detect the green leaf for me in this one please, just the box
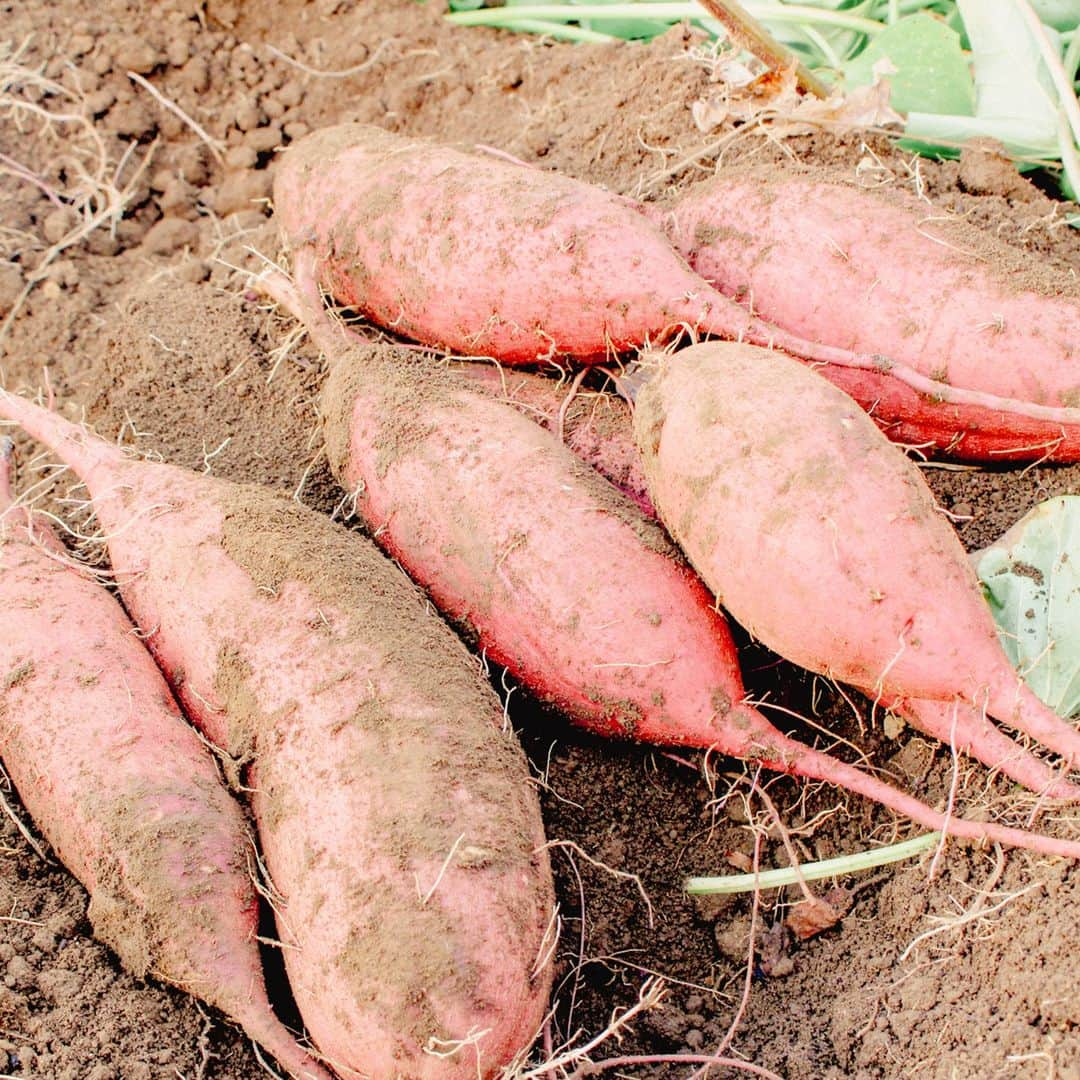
[975,496,1080,719]
[905,0,1062,158]
[1028,0,1080,32]
[843,12,975,116]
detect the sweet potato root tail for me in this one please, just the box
[740,711,1080,860]
[232,1005,329,1080]
[703,310,1080,429]
[995,678,1080,766]
[0,390,127,488]
[716,309,891,375]
[891,696,1080,801]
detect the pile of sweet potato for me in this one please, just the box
[0,409,554,1079]
[270,122,1080,815]
[2,121,1079,1080]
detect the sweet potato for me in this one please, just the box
[446,363,654,516]
[650,170,1080,462]
[0,443,329,1080]
[271,123,886,369]
[632,341,1080,782]
[262,268,1080,859]
[267,265,751,748]
[0,405,554,1080]
[448,374,1077,798]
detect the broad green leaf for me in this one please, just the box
[976,496,1080,719]
[843,12,974,116]
[1029,0,1080,32]
[905,0,1062,158]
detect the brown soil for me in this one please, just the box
[0,2,1077,1078]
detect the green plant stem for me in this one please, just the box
[799,22,843,70]
[503,18,618,41]
[446,3,886,37]
[1064,24,1080,81]
[685,831,940,894]
[1057,111,1080,206]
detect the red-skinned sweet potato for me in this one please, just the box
[453,363,655,516]
[0,406,554,1080]
[649,170,1080,462]
[271,123,886,370]
[632,341,1080,783]
[260,267,1080,860]
[0,443,330,1080]
[442,373,1077,799]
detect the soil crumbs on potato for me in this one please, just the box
[0,1,1077,1077]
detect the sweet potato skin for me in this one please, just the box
[632,341,1078,752]
[213,489,553,1080]
[452,363,656,516]
[272,123,703,361]
[321,341,749,749]
[275,124,910,373]
[0,498,328,1080]
[652,171,1080,460]
[0,407,554,1080]
[272,123,801,365]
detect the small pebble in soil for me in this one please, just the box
[85,87,116,115]
[114,37,160,74]
[225,144,258,171]
[209,169,272,216]
[107,99,156,138]
[166,37,190,67]
[42,207,78,244]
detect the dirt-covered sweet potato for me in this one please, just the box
[651,170,1080,462]
[633,341,1080,790]
[0,401,555,1080]
[0,444,329,1080]
[271,123,886,370]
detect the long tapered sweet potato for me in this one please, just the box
[260,267,1080,859]
[269,265,751,748]
[649,169,1080,462]
[271,123,888,370]
[0,407,554,1080]
[632,341,1080,782]
[446,370,1076,798]
[0,444,329,1080]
